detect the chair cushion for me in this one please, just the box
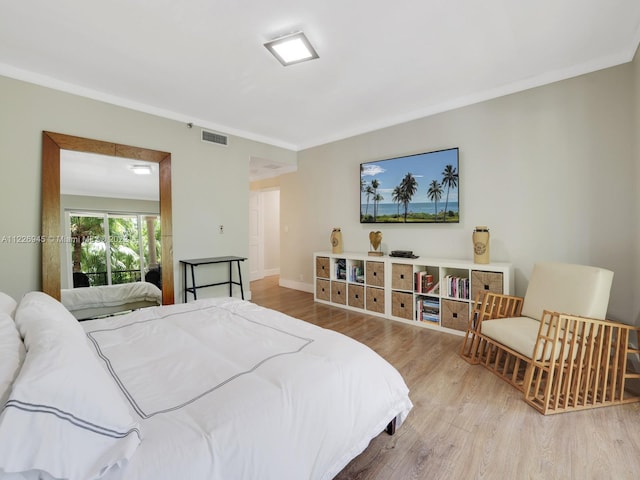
[481,314,578,362]
[521,262,613,321]
[481,316,541,359]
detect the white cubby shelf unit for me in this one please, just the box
[314,251,513,337]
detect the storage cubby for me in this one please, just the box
[314,252,512,337]
[316,278,330,301]
[331,280,346,304]
[366,286,385,313]
[316,256,330,279]
[391,291,413,320]
[332,258,347,281]
[416,296,440,324]
[441,299,469,331]
[347,259,365,283]
[365,261,385,287]
[440,267,470,300]
[471,270,503,299]
[414,266,439,295]
[391,263,413,291]
[348,284,365,308]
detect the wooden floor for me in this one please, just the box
[250,276,640,480]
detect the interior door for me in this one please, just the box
[249,191,264,281]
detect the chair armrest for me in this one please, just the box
[534,310,640,363]
[526,311,640,413]
[470,291,525,331]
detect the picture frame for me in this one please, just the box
[360,147,459,223]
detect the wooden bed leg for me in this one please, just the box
[385,417,397,435]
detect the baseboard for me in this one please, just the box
[279,278,314,293]
[250,268,281,282]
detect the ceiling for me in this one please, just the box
[2,0,640,155]
[61,151,159,201]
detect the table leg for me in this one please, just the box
[190,265,197,300]
[237,260,244,300]
[183,263,187,303]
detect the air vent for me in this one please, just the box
[201,129,228,146]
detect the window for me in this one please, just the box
[66,211,161,287]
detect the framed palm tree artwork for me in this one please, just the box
[360,147,459,223]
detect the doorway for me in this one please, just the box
[249,188,280,281]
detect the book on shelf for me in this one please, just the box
[416,298,440,323]
[444,275,469,299]
[420,313,439,323]
[414,272,434,293]
[425,280,440,295]
[350,264,365,283]
[336,259,347,280]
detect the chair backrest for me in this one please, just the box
[145,268,162,290]
[521,262,613,321]
[72,272,90,288]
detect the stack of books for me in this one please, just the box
[416,298,439,323]
[350,265,364,283]
[414,272,439,294]
[444,275,469,299]
[336,259,347,280]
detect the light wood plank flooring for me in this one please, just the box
[250,276,640,480]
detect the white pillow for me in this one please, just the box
[0,292,141,480]
[0,313,25,406]
[14,291,87,350]
[0,292,17,318]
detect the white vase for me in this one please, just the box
[472,226,490,264]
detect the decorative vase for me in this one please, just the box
[472,226,490,264]
[330,227,343,254]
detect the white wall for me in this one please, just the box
[2,56,639,325]
[0,75,296,302]
[262,189,280,275]
[279,62,638,324]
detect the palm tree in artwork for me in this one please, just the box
[398,172,418,222]
[391,186,402,218]
[373,193,384,221]
[441,164,458,222]
[364,184,374,217]
[371,179,380,219]
[427,180,443,220]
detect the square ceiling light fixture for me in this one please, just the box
[130,164,152,175]
[264,31,319,66]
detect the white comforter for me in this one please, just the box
[61,282,162,311]
[81,297,412,480]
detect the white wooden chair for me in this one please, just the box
[460,262,640,414]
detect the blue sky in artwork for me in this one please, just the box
[361,148,459,204]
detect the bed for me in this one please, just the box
[61,282,163,320]
[0,291,413,480]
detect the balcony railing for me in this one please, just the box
[84,269,142,286]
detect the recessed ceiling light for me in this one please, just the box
[264,31,319,66]
[130,165,152,175]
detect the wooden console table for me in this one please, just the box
[180,256,246,302]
